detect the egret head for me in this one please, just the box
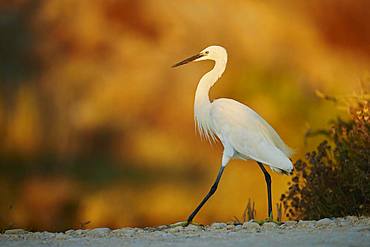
[172,45,227,67]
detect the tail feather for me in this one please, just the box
[270,165,294,175]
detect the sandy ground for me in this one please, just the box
[1,217,369,247]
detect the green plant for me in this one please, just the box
[233,198,256,225]
[276,203,282,222]
[281,97,370,220]
[243,198,256,222]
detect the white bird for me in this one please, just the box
[172,45,293,225]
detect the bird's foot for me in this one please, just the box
[167,221,203,228]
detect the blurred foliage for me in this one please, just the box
[1,0,370,231]
[281,96,370,219]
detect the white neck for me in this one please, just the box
[194,58,227,140]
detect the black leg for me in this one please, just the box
[257,162,273,219]
[186,166,225,225]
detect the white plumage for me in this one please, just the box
[189,45,293,172]
[173,45,293,224]
[210,98,293,172]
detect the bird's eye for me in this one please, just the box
[205,51,209,54]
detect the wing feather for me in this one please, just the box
[210,98,293,172]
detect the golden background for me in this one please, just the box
[0,0,369,231]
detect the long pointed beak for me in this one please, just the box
[172,53,204,68]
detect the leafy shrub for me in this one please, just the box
[281,97,370,220]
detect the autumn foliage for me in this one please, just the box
[281,97,370,219]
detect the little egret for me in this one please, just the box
[172,45,293,225]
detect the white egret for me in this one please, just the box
[172,45,293,225]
